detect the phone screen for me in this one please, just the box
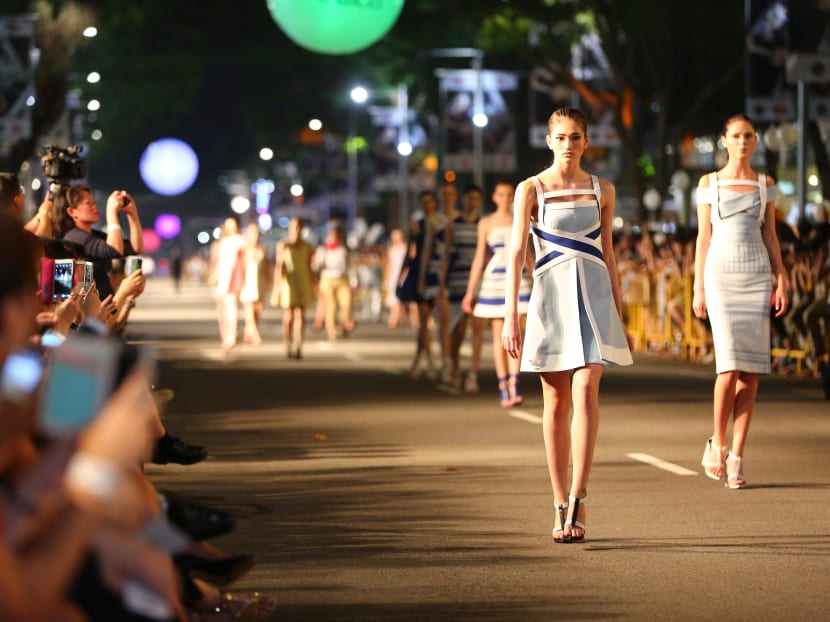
[52,260,74,301]
[84,261,94,290]
[38,337,117,436]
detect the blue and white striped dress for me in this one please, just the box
[473,225,531,318]
[699,172,774,374]
[521,175,632,372]
[447,215,480,305]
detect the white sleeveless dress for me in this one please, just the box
[473,225,532,318]
[699,173,774,374]
[521,175,632,372]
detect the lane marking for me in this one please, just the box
[627,453,698,476]
[508,409,543,424]
[344,351,363,361]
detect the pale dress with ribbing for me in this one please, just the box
[521,175,632,372]
[699,173,774,374]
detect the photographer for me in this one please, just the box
[58,184,144,301]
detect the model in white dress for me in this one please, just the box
[521,175,632,372]
[699,173,773,374]
[473,225,531,318]
[693,114,789,491]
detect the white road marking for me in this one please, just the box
[344,351,363,361]
[508,409,543,424]
[627,453,698,476]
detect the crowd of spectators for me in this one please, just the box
[0,172,276,621]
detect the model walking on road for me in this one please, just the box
[694,114,789,489]
[502,108,633,543]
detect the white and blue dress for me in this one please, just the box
[521,175,632,372]
[473,225,532,318]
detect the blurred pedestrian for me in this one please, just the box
[315,221,354,340]
[211,217,245,348]
[445,184,485,391]
[384,228,409,328]
[240,223,267,345]
[273,218,315,359]
[502,107,633,543]
[170,246,183,292]
[694,114,789,488]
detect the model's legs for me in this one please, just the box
[540,371,572,506]
[569,365,603,498]
[449,314,469,375]
[730,372,758,458]
[293,307,306,356]
[242,301,261,344]
[336,277,354,333]
[712,371,739,446]
[222,295,238,347]
[491,318,509,381]
[319,278,338,340]
[468,316,484,378]
[282,307,293,356]
[437,296,451,374]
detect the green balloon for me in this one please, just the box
[266,0,405,55]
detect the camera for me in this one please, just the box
[40,144,86,193]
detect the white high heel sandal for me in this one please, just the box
[725,453,746,489]
[701,438,726,481]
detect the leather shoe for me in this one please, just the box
[162,493,235,541]
[173,553,255,586]
[152,433,207,465]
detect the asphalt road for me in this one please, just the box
[131,279,830,622]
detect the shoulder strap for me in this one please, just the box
[591,175,601,204]
[530,176,545,211]
[758,172,767,222]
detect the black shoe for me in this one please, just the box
[162,493,235,540]
[152,433,207,465]
[173,553,255,586]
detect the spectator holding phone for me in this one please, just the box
[56,184,144,301]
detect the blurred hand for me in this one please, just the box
[53,287,83,332]
[93,528,185,620]
[119,191,138,217]
[118,269,146,300]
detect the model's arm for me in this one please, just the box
[502,180,533,358]
[693,176,713,319]
[461,217,490,313]
[599,181,627,331]
[760,175,789,317]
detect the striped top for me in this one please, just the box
[446,214,480,302]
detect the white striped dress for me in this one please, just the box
[473,225,532,318]
[521,175,632,372]
[699,173,775,374]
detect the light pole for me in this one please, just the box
[347,86,368,231]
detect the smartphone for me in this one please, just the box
[0,349,44,404]
[37,336,119,437]
[51,259,75,302]
[38,335,153,437]
[125,256,143,276]
[40,329,66,348]
[84,261,93,291]
[40,258,54,303]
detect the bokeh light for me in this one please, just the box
[140,138,199,196]
[142,229,161,254]
[154,213,182,239]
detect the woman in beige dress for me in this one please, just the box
[273,218,315,359]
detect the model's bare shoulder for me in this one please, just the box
[698,172,713,188]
